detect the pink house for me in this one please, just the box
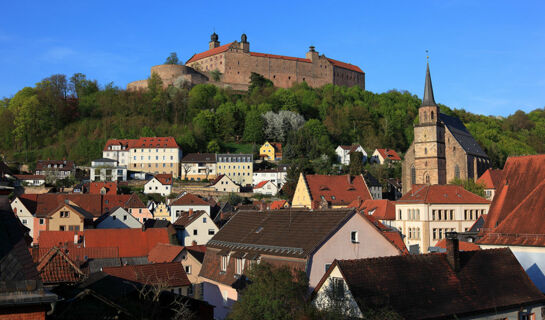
[199,208,403,319]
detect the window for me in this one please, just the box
[123,215,127,221]
[325,263,331,273]
[112,216,117,220]
[60,211,69,218]
[22,219,27,225]
[351,231,359,243]
[193,229,198,235]
[433,228,437,240]
[519,312,535,320]
[59,225,65,231]
[185,265,191,274]
[411,166,416,185]
[208,229,215,235]
[235,258,244,275]
[455,165,460,179]
[221,256,228,272]
[398,210,402,219]
[330,277,345,299]
[203,217,207,223]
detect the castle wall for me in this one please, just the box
[127,80,148,91]
[333,67,365,88]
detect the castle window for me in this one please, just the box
[431,111,434,120]
[288,76,291,80]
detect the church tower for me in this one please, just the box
[413,62,446,185]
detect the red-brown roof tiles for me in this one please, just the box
[129,136,178,149]
[147,243,184,263]
[349,199,396,220]
[435,239,481,251]
[170,193,210,206]
[35,247,85,284]
[103,139,131,151]
[14,174,45,180]
[103,262,191,288]
[254,180,270,189]
[382,231,408,255]
[476,168,503,189]
[89,182,117,195]
[326,58,364,73]
[376,148,401,161]
[186,42,234,64]
[173,211,207,228]
[269,200,288,210]
[304,174,372,208]
[398,184,490,204]
[154,174,173,185]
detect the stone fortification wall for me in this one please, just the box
[127,80,148,91]
[127,64,209,91]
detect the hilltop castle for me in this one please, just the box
[401,62,490,193]
[127,33,365,91]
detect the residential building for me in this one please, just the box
[90,158,127,182]
[392,184,490,254]
[208,174,240,193]
[31,247,86,286]
[269,199,289,210]
[335,145,367,166]
[216,153,253,186]
[103,137,182,178]
[88,181,117,195]
[362,171,381,199]
[170,193,211,221]
[434,238,481,251]
[13,174,45,186]
[252,164,289,188]
[369,148,401,165]
[0,196,58,318]
[173,210,218,245]
[349,199,396,229]
[476,168,503,200]
[45,202,94,232]
[478,154,545,292]
[291,174,373,209]
[144,174,173,196]
[122,194,153,223]
[153,202,171,221]
[383,178,402,200]
[313,236,545,320]
[402,62,490,194]
[181,153,217,181]
[94,207,142,229]
[259,141,282,161]
[253,180,278,195]
[199,208,402,319]
[35,159,75,181]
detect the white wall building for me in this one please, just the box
[144,174,173,196]
[90,158,127,182]
[335,145,367,166]
[95,207,142,229]
[173,211,219,246]
[253,180,278,196]
[252,164,289,188]
[169,193,211,222]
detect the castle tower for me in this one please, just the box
[240,33,250,52]
[306,46,319,61]
[413,61,446,185]
[209,32,220,50]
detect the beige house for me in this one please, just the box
[153,202,170,221]
[392,184,490,254]
[181,153,217,181]
[208,174,240,193]
[216,154,253,186]
[46,203,93,232]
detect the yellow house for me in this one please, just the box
[292,173,373,209]
[46,203,93,232]
[154,202,170,221]
[259,142,282,161]
[216,154,253,186]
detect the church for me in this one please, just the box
[402,62,490,194]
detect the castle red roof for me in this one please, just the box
[476,168,503,189]
[349,199,396,220]
[148,243,184,263]
[398,185,490,204]
[303,174,372,208]
[103,262,191,288]
[375,148,401,161]
[250,52,311,63]
[435,239,480,251]
[326,58,364,73]
[186,42,234,64]
[153,174,173,185]
[170,193,209,206]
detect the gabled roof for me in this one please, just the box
[206,209,358,258]
[31,246,119,260]
[173,211,207,228]
[130,136,178,149]
[103,262,190,288]
[89,181,117,195]
[398,184,490,204]
[269,200,288,210]
[349,199,396,220]
[375,148,401,161]
[148,243,184,263]
[322,249,545,319]
[254,180,271,189]
[186,42,235,64]
[103,139,131,151]
[303,174,373,208]
[181,153,217,163]
[14,174,45,180]
[476,168,503,189]
[382,231,408,255]
[36,160,75,171]
[186,245,206,264]
[338,144,362,153]
[153,174,173,185]
[209,174,232,187]
[434,239,480,251]
[35,247,85,284]
[362,171,380,187]
[326,58,364,73]
[440,113,488,157]
[170,193,210,206]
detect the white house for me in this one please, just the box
[173,210,219,246]
[253,180,278,196]
[252,164,289,188]
[90,158,127,182]
[369,148,401,165]
[208,174,240,193]
[94,207,141,229]
[144,174,173,196]
[169,193,211,222]
[13,175,46,187]
[10,196,36,243]
[335,145,367,166]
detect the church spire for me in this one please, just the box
[422,61,437,107]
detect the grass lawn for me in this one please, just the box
[223,142,255,154]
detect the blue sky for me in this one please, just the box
[0,1,544,116]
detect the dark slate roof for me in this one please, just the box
[440,113,488,157]
[362,171,380,187]
[422,62,436,107]
[330,248,545,319]
[181,153,216,163]
[207,209,356,258]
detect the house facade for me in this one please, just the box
[45,203,93,232]
[208,174,240,193]
[369,148,401,165]
[181,153,217,181]
[216,153,253,186]
[335,145,367,166]
[199,209,402,319]
[13,174,45,186]
[144,174,173,196]
[90,158,127,182]
[259,142,282,161]
[35,160,75,182]
[253,180,278,196]
[170,193,212,221]
[95,207,141,229]
[392,184,490,254]
[252,164,289,188]
[173,211,218,246]
[153,202,170,221]
[476,168,502,201]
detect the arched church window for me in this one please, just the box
[455,165,460,179]
[411,166,416,185]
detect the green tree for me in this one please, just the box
[449,177,486,198]
[228,263,310,320]
[242,110,263,143]
[193,110,217,142]
[248,72,273,93]
[164,52,180,65]
[207,139,221,153]
[349,151,364,175]
[210,69,222,82]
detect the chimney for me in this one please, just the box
[445,232,460,272]
[188,208,194,216]
[74,234,78,244]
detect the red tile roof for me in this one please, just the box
[435,239,481,251]
[153,174,173,185]
[349,199,396,220]
[269,200,288,210]
[186,42,234,64]
[254,180,270,189]
[398,184,490,204]
[14,174,45,180]
[89,182,117,195]
[38,231,84,248]
[326,58,364,73]
[31,246,119,260]
[148,243,184,263]
[303,174,372,208]
[382,231,409,254]
[478,155,545,247]
[170,193,210,206]
[35,247,85,284]
[19,194,103,217]
[208,174,225,187]
[173,211,207,228]
[36,160,75,171]
[375,148,401,161]
[103,262,191,288]
[476,168,503,189]
[130,136,178,149]
[338,145,362,153]
[103,139,131,151]
[250,52,310,63]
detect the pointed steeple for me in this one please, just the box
[422,61,437,107]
